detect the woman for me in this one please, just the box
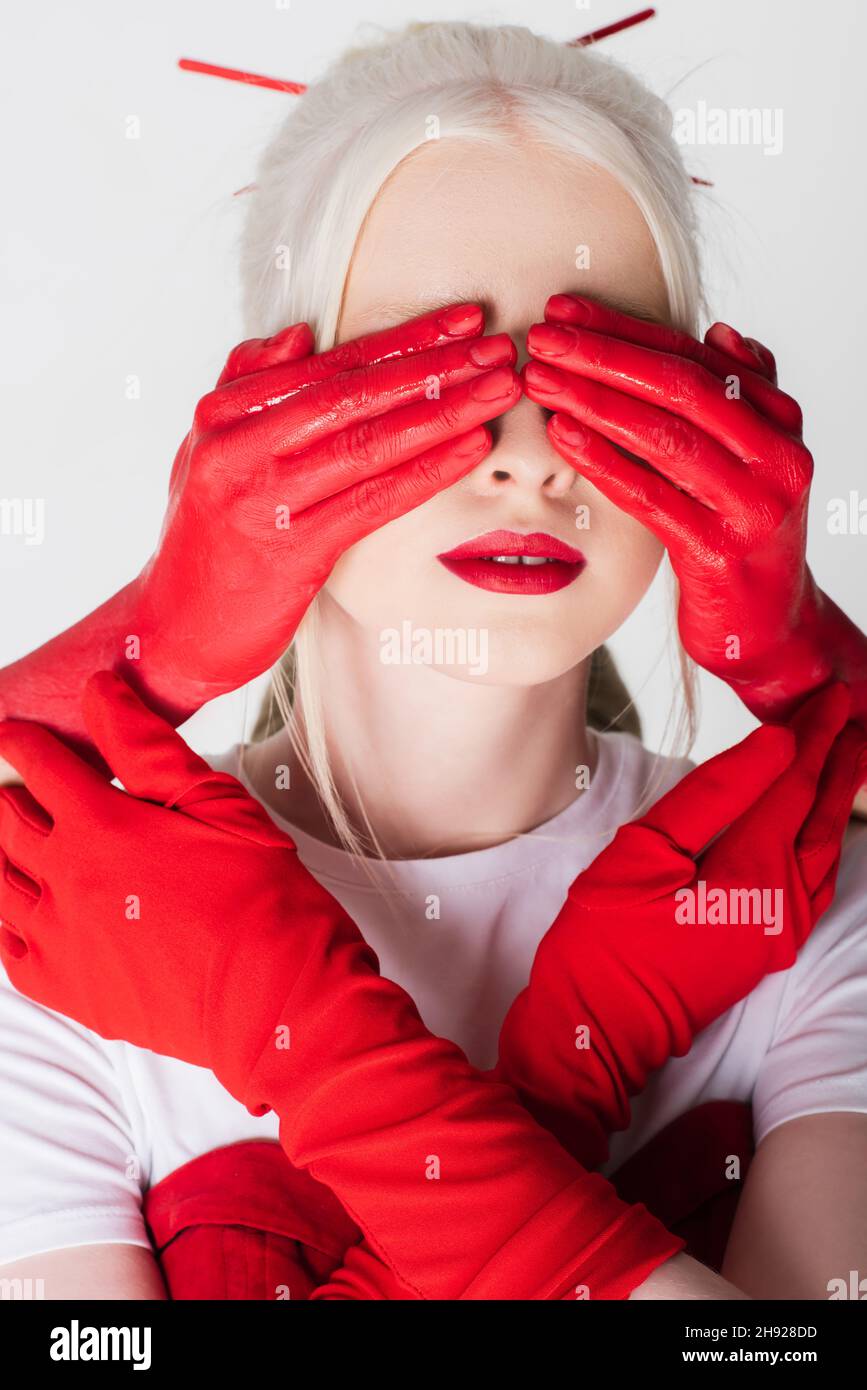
[1,21,866,1300]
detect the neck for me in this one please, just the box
[248,598,594,859]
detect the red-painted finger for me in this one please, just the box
[546,295,768,388]
[294,428,493,564]
[264,367,521,513]
[704,324,799,431]
[546,414,700,548]
[524,362,746,513]
[704,322,767,374]
[215,333,516,441]
[543,296,800,434]
[217,322,316,388]
[211,303,487,421]
[527,322,802,467]
[744,336,778,384]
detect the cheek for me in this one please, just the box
[323,510,454,629]
[594,507,665,589]
[575,481,666,600]
[576,508,665,637]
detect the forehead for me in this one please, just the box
[339,137,669,336]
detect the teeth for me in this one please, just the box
[487,555,554,566]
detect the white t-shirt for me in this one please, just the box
[1,729,866,1264]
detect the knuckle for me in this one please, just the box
[777,388,804,430]
[323,343,360,376]
[326,376,366,427]
[789,441,814,489]
[434,400,466,434]
[758,492,790,529]
[193,390,220,433]
[345,416,391,470]
[194,426,242,491]
[221,343,246,379]
[657,357,705,412]
[349,476,396,524]
[647,416,696,465]
[414,453,445,488]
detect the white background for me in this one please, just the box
[1,0,864,761]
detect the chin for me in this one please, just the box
[428,627,594,688]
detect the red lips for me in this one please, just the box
[437,530,586,595]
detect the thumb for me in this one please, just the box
[82,672,295,848]
[637,724,796,857]
[82,671,230,808]
[796,722,867,896]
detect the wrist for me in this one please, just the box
[723,577,867,726]
[803,588,867,725]
[0,579,147,753]
[123,568,228,724]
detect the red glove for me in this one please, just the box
[314,684,863,1297]
[0,673,681,1300]
[522,294,867,730]
[492,683,867,1168]
[0,306,518,751]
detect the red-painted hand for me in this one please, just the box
[522,294,867,731]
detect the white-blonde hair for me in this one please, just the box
[239,19,703,855]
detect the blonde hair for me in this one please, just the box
[239,19,702,855]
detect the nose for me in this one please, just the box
[468,388,578,499]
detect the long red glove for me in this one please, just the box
[522,294,867,730]
[492,683,867,1168]
[0,306,518,751]
[0,673,682,1300]
[309,684,864,1298]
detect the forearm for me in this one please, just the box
[494,926,699,1172]
[631,1253,750,1301]
[729,584,867,816]
[229,919,683,1301]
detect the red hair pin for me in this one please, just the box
[178,7,659,95]
[177,57,307,94]
[568,6,657,46]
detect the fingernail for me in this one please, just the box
[524,361,565,393]
[438,304,484,336]
[467,334,515,367]
[471,367,517,402]
[269,321,309,345]
[547,294,590,325]
[551,415,587,447]
[528,324,575,357]
[719,322,747,347]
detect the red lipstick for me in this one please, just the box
[437,530,586,595]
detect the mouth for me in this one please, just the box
[437,530,586,595]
